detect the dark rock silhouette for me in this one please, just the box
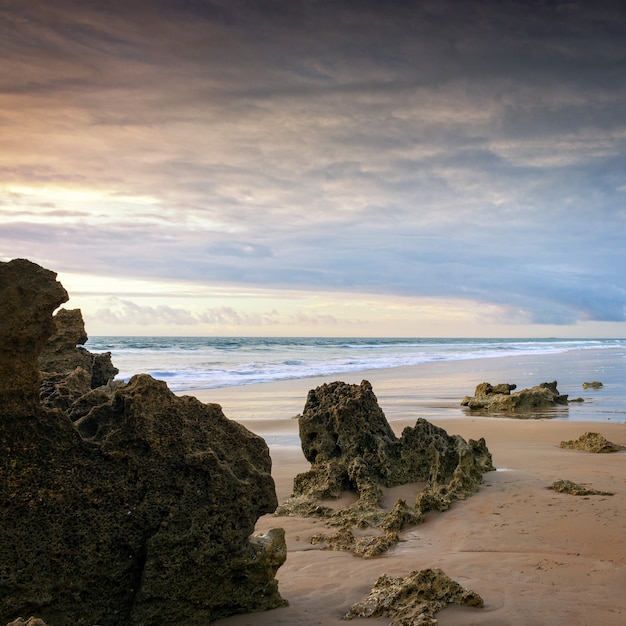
[0,259,286,626]
[461,380,568,413]
[39,308,119,413]
[277,380,494,556]
[0,259,68,416]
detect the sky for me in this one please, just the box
[1,0,626,337]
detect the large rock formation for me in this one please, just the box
[461,380,569,413]
[0,259,286,626]
[277,380,494,556]
[0,259,67,416]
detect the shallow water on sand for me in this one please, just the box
[86,336,625,395]
[184,348,626,426]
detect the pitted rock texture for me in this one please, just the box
[548,479,614,496]
[276,380,494,556]
[0,259,68,415]
[559,431,625,453]
[344,568,484,625]
[0,259,286,626]
[461,380,569,413]
[39,308,118,413]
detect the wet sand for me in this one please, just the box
[185,350,626,625]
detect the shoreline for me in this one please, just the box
[194,349,626,625]
[183,347,626,429]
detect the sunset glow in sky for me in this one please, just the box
[2,0,626,337]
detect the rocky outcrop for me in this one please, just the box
[0,259,68,416]
[559,432,625,453]
[461,381,569,413]
[548,479,614,496]
[276,380,494,556]
[39,308,118,413]
[344,568,484,626]
[0,259,286,626]
[582,381,603,389]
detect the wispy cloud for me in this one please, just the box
[96,296,340,328]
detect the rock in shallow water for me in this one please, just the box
[461,380,569,413]
[0,259,286,626]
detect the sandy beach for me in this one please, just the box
[188,350,626,625]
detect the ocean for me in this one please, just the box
[84,337,626,423]
[85,336,624,391]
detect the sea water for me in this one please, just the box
[84,336,623,390]
[85,337,626,422]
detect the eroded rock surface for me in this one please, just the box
[559,432,625,453]
[548,479,614,496]
[344,568,484,626]
[276,380,494,556]
[39,308,119,413]
[0,259,68,416]
[461,380,568,413]
[1,259,286,626]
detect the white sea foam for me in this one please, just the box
[85,336,626,393]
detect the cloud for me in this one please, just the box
[95,297,341,328]
[2,0,626,331]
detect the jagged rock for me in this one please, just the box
[0,259,286,626]
[38,308,90,372]
[473,382,516,396]
[548,479,614,496]
[6,618,49,626]
[91,351,119,388]
[0,259,68,416]
[38,366,93,413]
[582,381,603,389]
[559,432,625,453]
[65,380,124,423]
[39,308,119,411]
[276,380,494,556]
[344,568,484,625]
[461,380,568,413]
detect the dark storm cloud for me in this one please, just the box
[1,0,626,326]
